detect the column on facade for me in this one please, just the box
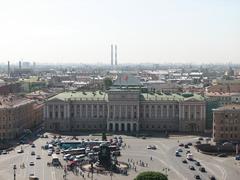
[130,122,133,132]
[74,104,77,118]
[125,105,128,119]
[79,104,82,118]
[188,104,191,120]
[86,104,88,118]
[200,105,203,120]
[143,105,146,119]
[194,105,197,120]
[155,105,157,119]
[113,105,116,120]
[46,105,49,118]
[53,104,55,119]
[173,104,175,118]
[91,104,94,118]
[131,105,134,120]
[119,105,122,120]
[97,104,99,118]
[161,104,163,118]
[167,105,169,118]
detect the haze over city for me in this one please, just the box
[0,0,240,64]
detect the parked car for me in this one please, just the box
[182,159,188,164]
[209,175,216,180]
[177,148,183,152]
[31,151,35,155]
[29,162,34,166]
[187,142,193,146]
[194,175,201,179]
[2,150,7,154]
[36,155,41,159]
[17,149,24,153]
[199,167,206,172]
[195,161,201,166]
[31,144,36,148]
[196,141,201,144]
[189,166,195,170]
[235,155,240,160]
[198,137,203,141]
[175,151,181,157]
[179,143,184,147]
[184,144,189,148]
[217,153,227,157]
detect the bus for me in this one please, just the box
[52,154,60,166]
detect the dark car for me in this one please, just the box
[31,144,35,148]
[196,141,201,144]
[209,175,216,180]
[31,151,35,155]
[198,137,203,141]
[194,175,201,179]
[195,161,201,166]
[182,159,188,164]
[179,143,184,147]
[184,144,189,148]
[217,153,227,157]
[189,166,195,170]
[187,142,193,146]
[199,167,206,172]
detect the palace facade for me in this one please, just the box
[44,75,206,133]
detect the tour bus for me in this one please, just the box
[63,148,86,155]
[52,154,60,166]
[187,153,194,160]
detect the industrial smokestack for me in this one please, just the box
[7,61,10,77]
[19,61,21,69]
[115,45,117,65]
[111,44,113,66]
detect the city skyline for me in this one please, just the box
[0,0,240,64]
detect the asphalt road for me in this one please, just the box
[0,134,240,180]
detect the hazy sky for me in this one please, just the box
[0,0,239,64]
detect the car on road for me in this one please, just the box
[189,165,195,170]
[29,162,34,166]
[195,161,201,166]
[36,155,41,159]
[199,167,206,172]
[177,148,183,152]
[235,155,240,160]
[48,150,53,156]
[31,144,35,148]
[196,141,201,144]
[217,153,227,157]
[175,151,181,157]
[194,175,201,179]
[209,175,216,180]
[182,159,188,164]
[31,151,35,155]
[198,137,203,141]
[2,150,7,154]
[142,136,146,139]
[147,145,157,150]
[184,144,189,148]
[17,149,24,153]
[187,142,193,146]
[179,143,184,147]
[186,150,191,154]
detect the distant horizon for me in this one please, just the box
[0,0,240,64]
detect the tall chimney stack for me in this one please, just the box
[111,44,113,66]
[19,61,22,69]
[7,61,10,77]
[115,45,117,65]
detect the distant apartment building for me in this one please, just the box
[44,74,206,133]
[0,81,22,95]
[0,95,43,140]
[213,105,240,143]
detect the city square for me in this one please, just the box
[1,133,240,180]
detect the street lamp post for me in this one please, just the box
[13,164,17,180]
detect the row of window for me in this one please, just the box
[49,124,106,129]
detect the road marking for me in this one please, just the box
[51,167,56,180]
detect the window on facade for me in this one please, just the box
[225,127,228,131]
[152,125,154,128]
[61,112,64,118]
[225,114,228,118]
[235,127,238,131]
[221,134,223,138]
[221,127,223,131]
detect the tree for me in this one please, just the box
[134,171,168,180]
[102,132,107,141]
[103,77,113,90]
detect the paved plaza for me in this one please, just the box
[0,134,240,180]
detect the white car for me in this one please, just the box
[17,149,24,153]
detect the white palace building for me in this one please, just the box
[44,74,206,133]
